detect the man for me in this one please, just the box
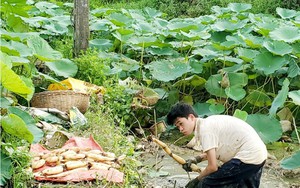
[166,102,267,188]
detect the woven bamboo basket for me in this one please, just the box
[31,90,90,113]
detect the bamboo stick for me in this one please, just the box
[148,136,201,173]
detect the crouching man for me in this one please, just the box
[166,103,267,188]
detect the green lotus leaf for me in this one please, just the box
[11,56,30,65]
[276,7,297,19]
[235,47,260,62]
[127,36,157,47]
[19,76,34,101]
[233,109,248,121]
[209,103,225,114]
[27,35,62,61]
[1,114,34,143]
[35,1,59,12]
[269,78,289,116]
[133,21,157,34]
[0,152,11,186]
[225,85,246,101]
[254,21,278,36]
[43,22,69,35]
[212,20,247,31]
[252,52,289,75]
[246,114,282,144]
[0,28,38,42]
[281,151,300,170]
[222,64,251,73]
[269,26,300,43]
[0,51,12,68]
[192,48,219,57]
[21,16,48,28]
[288,90,300,106]
[228,3,252,12]
[189,58,203,74]
[145,59,190,82]
[89,39,113,51]
[108,13,133,26]
[143,7,162,18]
[246,90,272,107]
[198,15,216,25]
[90,19,111,31]
[205,74,226,98]
[182,95,193,105]
[217,56,243,64]
[112,56,140,72]
[45,58,78,78]
[228,72,248,86]
[147,47,178,56]
[226,35,247,47]
[193,102,214,117]
[1,39,21,56]
[213,41,236,50]
[112,31,133,43]
[8,107,43,144]
[173,75,206,89]
[291,43,300,58]
[263,41,293,56]
[167,20,197,32]
[0,62,32,96]
[241,33,264,48]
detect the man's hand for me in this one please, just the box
[182,156,202,172]
[185,177,200,188]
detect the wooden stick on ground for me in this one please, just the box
[148,135,201,173]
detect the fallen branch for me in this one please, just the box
[148,135,201,173]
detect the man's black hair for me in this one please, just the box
[166,102,198,125]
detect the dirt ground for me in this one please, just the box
[139,141,300,188]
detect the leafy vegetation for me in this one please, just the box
[1,0,300,187]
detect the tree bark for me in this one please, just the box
[73,0,89,57]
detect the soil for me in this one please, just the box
[137,137,300,188]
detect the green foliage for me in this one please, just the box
[281,150,300,170]
[73,50,108,86]
[1,134,33,188]
[71,105,144,186]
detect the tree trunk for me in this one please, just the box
[73,0,89,58]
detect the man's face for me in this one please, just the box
[174,114,195,135]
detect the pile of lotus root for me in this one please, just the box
[31,147,125,178]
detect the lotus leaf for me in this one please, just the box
[89,39,113,51]
[205,74,226,98]
[263,41,293,56]
[1,114,34,143]
[45,58,78,78]
[281,151,300,170]
[252,52,288,75]
[269,79,289,116]
[228,3,252,13]
[269,26,300,43]
[27,35,62,61]
[246,114,282,144]
[276,7,297,19]
[288,90,300,105]
[145,59,190,82]
[246,90,272,107]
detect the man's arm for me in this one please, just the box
[197,148,218,180]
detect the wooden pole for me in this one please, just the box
[73,0,89,57]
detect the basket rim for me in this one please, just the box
[33,90,90,96]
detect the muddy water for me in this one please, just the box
[143,144,293,188]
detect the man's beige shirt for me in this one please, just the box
[193,115,267,164]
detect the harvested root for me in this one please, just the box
[148,135,201,173]
[42,165,64,176]
[32,159,45,169]
[65,161,88,170]
[89,162,111,170]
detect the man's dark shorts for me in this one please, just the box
[197,158,266,188]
